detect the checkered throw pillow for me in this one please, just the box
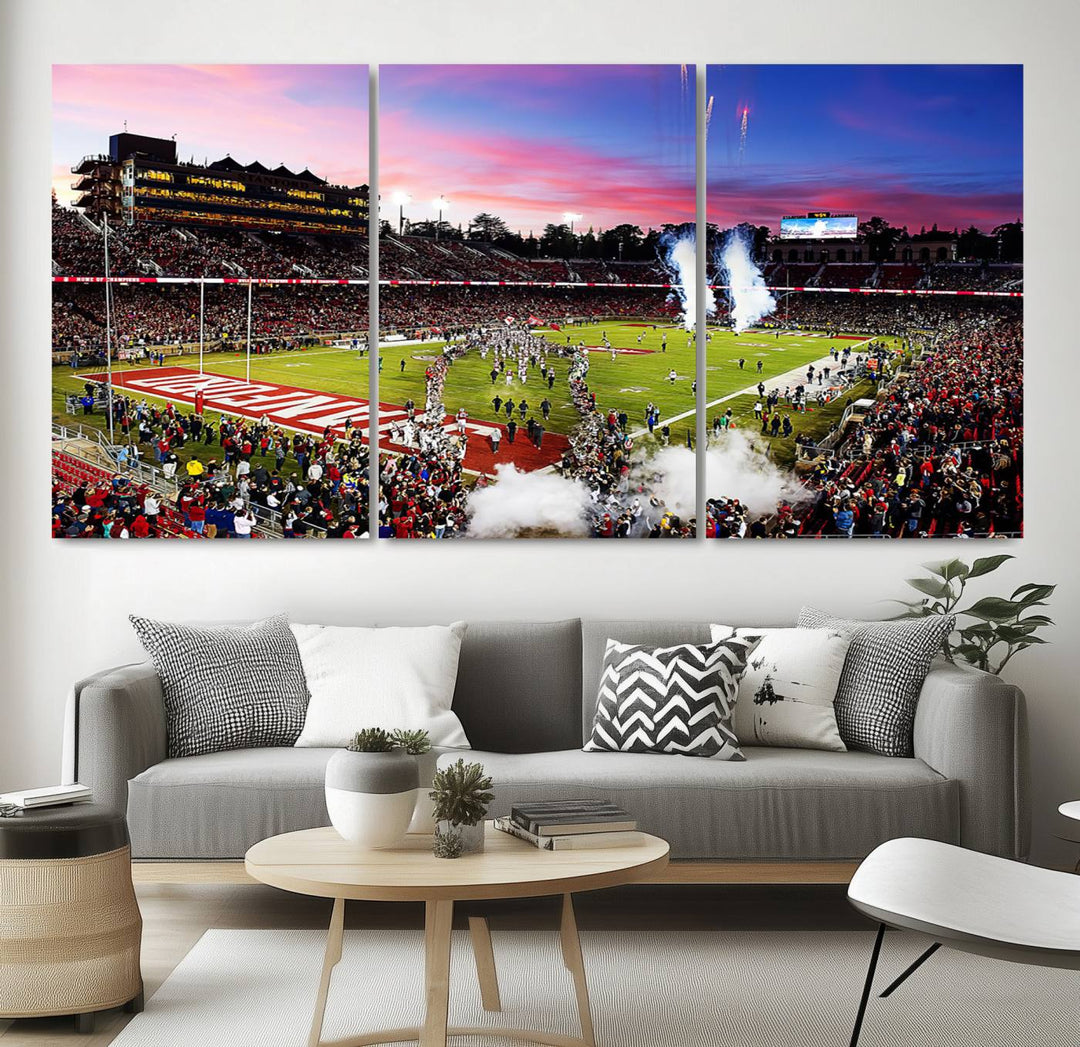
[584,636,756,759]
[797,607,955,757]
[130,614,310,758]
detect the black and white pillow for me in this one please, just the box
[584,636,756,760]
[130,613,310,758]
[797,607,955,757]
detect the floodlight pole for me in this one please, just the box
[103,212,115,444]
[199,277,205,374]
[246,278,253,383]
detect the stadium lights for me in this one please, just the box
[392,191,411,235]
[433,196,450,241]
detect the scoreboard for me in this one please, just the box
[780,212,858,239]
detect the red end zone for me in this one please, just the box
[86,366,566,474]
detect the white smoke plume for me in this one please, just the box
[631,444,697,521]
[465,464,593,538]
[658,230,715,331]
[706,429,806,515]
[716,226,776,333]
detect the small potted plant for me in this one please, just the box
[430,758,494,857]
[324,727,430,849]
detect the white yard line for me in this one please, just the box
[629,335,876,437]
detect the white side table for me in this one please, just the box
[1057,801,1080,873]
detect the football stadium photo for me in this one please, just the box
[51,64,372,540]
[376,64,698,539]
[703,65,1022,539]
[51,63,1021,541]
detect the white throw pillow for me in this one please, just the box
[291,623,470,749]
[710,625,849,752]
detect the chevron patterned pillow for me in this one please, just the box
[584,636,757,759]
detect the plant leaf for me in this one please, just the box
[1014,584,1056,605]
[967,554,1014,578]
[906,577,951,599]
[962,596,1025,621]
[1018,614,1054,627]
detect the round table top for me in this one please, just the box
[1059,801,1080,822]
[245,824,670,902]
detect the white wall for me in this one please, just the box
[2,0,1077,865]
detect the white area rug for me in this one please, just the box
[112,928,1079,1046]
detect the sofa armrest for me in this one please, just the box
[913,660,1029,859]
[65,662,167,815]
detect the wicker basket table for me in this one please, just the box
[0,803,143,1033]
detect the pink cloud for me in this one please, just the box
[53,65,368,206]
[379,109,693,232]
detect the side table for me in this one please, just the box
[0,803,144,1033]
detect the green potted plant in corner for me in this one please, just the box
[430,758,494,857]
[888,555,1055,675]
[324,727,430,849]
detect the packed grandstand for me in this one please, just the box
[51,198,1022,540]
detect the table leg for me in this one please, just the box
[559,894,595,1047]
[469,915,502,1012]
[421,899,454,1047]
[307,897,345,1047]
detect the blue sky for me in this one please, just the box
[706,64,1022,232]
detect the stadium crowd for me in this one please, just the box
[54,390,369,539]
[707,302,1023,539]
[378,323,694,538]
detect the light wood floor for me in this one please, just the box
[0,882,867,1045]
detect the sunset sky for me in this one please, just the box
[378,65,696,234]
[706,65,1022,232]
[52,65,368,207]
[52,64,1021,237]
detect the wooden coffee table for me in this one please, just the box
[245,824,669,1047]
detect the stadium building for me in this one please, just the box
[71,132,368,236]
[767,211,957,265]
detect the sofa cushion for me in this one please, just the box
[461,747,959,861]
[129,614,309,759]
[583,636,755,760]
[581,620,712,742]
[798,607,955,757]
[291,622,469,749]
[453,619,582,753]
[127,747,336,859]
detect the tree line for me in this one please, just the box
[379,211,1023,264]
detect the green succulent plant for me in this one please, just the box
[429,759,494,826]
[888,554,1055,676]
[390,728,432,755]
[347,727,395,753]
[432,824,464,859]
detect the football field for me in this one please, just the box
[53,322,896,474]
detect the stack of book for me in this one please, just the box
[494,799,638,851]
[0,783,92,811]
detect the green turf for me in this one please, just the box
[52,324,900,472]
[378,322,894,443]
[52,344,369,476]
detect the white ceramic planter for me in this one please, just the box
[408,749,440,835]
[437,819,486,854]
[325,750,419,849]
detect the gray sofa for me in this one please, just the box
[64,618,1030,865]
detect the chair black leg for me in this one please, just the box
[849,923,886,1047]
[75,1010,96,1035]
[879,942,941,998]
[123,988,145,1014]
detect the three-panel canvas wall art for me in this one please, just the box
[51,64,1022,540]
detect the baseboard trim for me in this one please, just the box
[131,860,859,887]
